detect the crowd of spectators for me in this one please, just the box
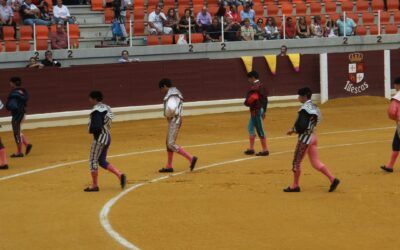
[146,3,360,42]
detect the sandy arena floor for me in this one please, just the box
[0,96,399,250]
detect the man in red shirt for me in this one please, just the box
[283,16,296,39]
[50,24,68,49]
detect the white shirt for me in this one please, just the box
[118,57,140,63]
[0,4,13,22]
[53,5,70,18]
[165,96,180,118]
[148,11,167,30]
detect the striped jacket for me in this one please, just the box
[163,87,183,120]
[293,100,321,144]
[89,102,114,145]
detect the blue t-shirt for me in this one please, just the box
[336,18,356,36]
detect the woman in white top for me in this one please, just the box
[53,0,74,24]
[310,15,324,38]
[264,17,280,40]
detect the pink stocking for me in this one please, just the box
[249,135,256,150]
[260,137,268,151]
[177,147,192,162]
[166,151,173,168]
[21,134,29,147]
[107,164,122,179]
[308,136,335,183]
[0,148,7,165]
[91,170,98,187]
[387,151,399,169]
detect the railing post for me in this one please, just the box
[283,14,286,40]
[188,16,192,44]
[343,11,347,37]
[33,23,37,51]
[320,53,329,103]
[221,16,224,43]
[378,10,381,35]
[67,22,71,50]
[129,17,133,47]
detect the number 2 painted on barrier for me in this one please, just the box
[221,43,226,51]
[33,51,39,60]
[188,44,194,53]
[377,36,382,43]
[342,37,348,45]
[68,50,73,59]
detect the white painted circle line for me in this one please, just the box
[0,126,393,182]
[100,139,391,250]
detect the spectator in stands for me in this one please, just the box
[227,5,240,23]
[311,16,324,38]
[254,17,266,40]
[20,0,50,26]
[165,8,179,34]
[120,0,132,23]
[280,45,287,56]
[179,8,196,34]
[40,2,52,24]
[41,50,61,67]
[196,6,212,32]
[224,15,240,41]
[296,16,310,38]
[0,0,16,39]
[265,16,280,40]
[148,5,172,35]
[7,0,22,11]
[336,14,356,36]
[324,20,338,37]
[215,5,226,18]
[240,18,254,41]
[26,56,44,68]
[50,23,68,49]
[204,16,221,42]
[118,50,139,63]
[283,16,296,39]
[240,3,255,27]
[53,0,74,24]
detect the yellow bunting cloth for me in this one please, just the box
[288,53,300,72]
[241,56,253,73]
[264,55,277,75]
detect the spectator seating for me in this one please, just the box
[387,0,399,11]
[91,0,104,11]
[356,25,367,35]
[385,24,398,33]
[295,2,307,16]
[341,1,354,13]
[356,0,370,12]
[371,0,385,11]
[3,27,15,41]
[347,12,359,24]
[324,1,337,14]
[380,11,391,24]
[161,35,173,44]
[310,2,322,15]
[362,12,375,25]
[266,4,279,16]
[369,24,379,34]
[5,41,17,52]
[104,8,114,24]
[281,2,293,16]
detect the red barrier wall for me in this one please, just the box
[0,55,319,114]
[328,51,385,99]
[391,49,400,86]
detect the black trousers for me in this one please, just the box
[11,112,24,145]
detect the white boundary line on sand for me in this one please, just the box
[0,126,393,182]
[99,139,391,250]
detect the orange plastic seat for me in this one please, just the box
[387,0,399,11]
[281,2,293,15]
[193,5,203,16]
[177,0,190,6]
[19,25,32,40]
[362,12,375,25]
[134,7,145,20]
[324,1,337,14]
[190,33,204,43]
[329,13,340,21]
[36,39,49,50]
[147,0,160,7]
[379,11,391,24]
[91,0,104,11]
[0,42,2,52]
[208,5,219,15]
[4,41,16,52]
[70,38,79,48]
[134,21,146,35]
[394,11,400,24]
[160,35,173,44]
[147,35,159,45]
[341,1,354,13]
[44,0,53,11]
[369,24,379,34]
[347,13,359,24]
[266,4,279,16]
[356,25,367,35]
[191,0,204,6]
[19,40,31,51]
[385,24,398,33]
[253,4,264,16]
[68,24,80,39]
[35,25,49,40]
[104,8,114,23]
[2,26,15,41]
[310,2,322,14]
[371,0,384,11]
[178,6,186,17]
[50,24,57,33]
[163,0,175,6]
[356,0,369,12]
[295,2,307,15]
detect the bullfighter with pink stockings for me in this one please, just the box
[284,87,340,193]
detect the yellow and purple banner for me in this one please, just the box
[241,56,253,73]
[288,53,300,72]
[264,55,277,75]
